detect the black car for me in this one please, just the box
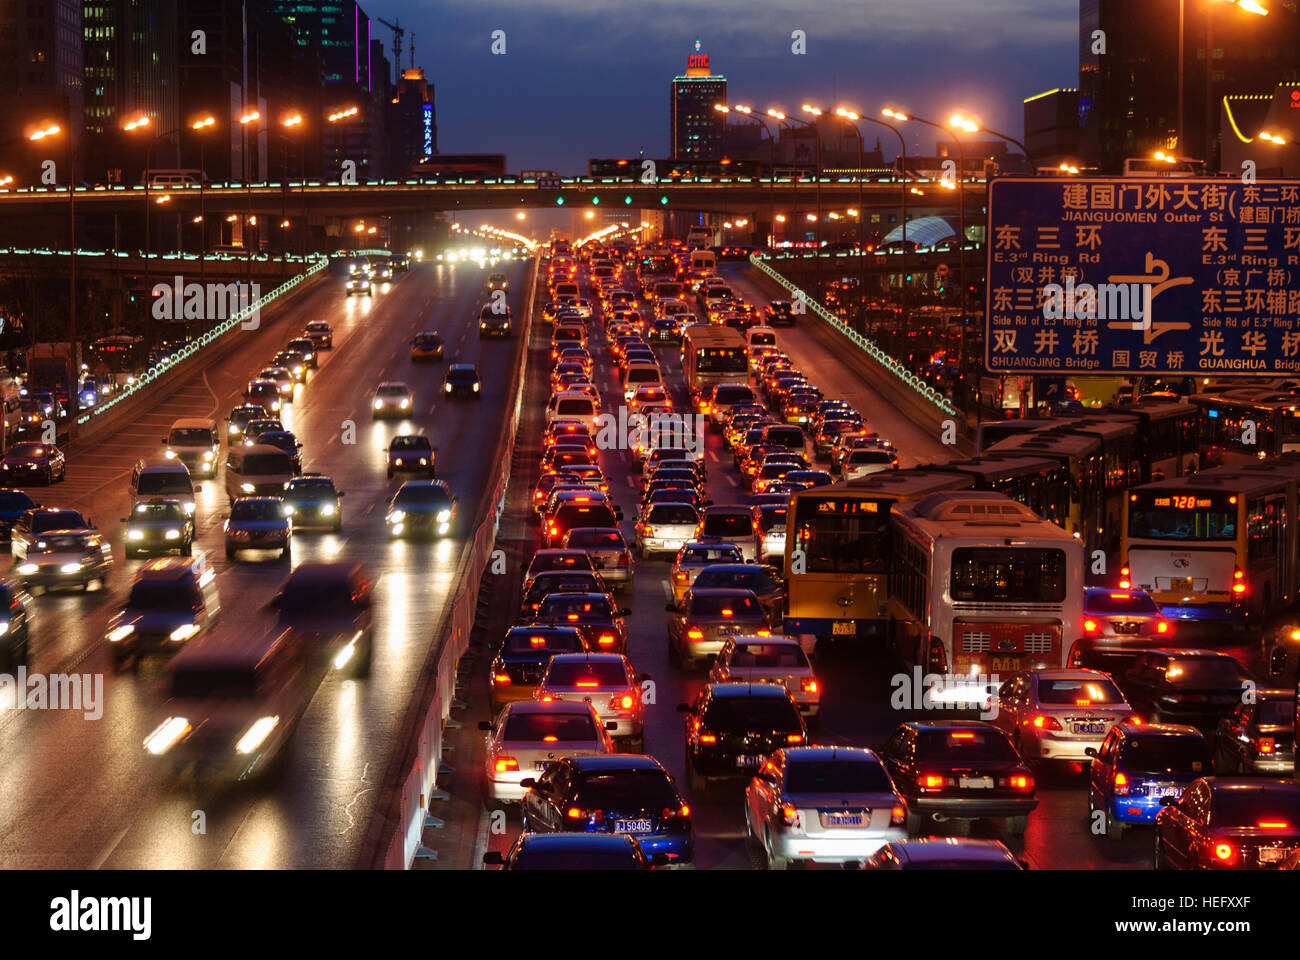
[0,489,38,541]
[386,435,435,478]
[282,474,344,532]
[765,300,796,326]
[878,720,1038,836]
[1,442,66,485]
[518,754,694,867]
[1213,689,1295,776]
[488,624,588,713]
[269,561,373,677]
[678,682,806,789]
[483,833,656,870]
[255,430,303,474]
[1155,778,1300,870]
[443,364,481,399]
[0,578,31,667]
[1115,649,1253,731]
[519,570,609,618]
[479,303,512,338]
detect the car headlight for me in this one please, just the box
[203,450,215,461]
[283,504,296,515]
[183,502,196,515]
[438,522,450,534]
[418,458,428,466]
[444,383,452,393]
[145,717,191,755]
[164,529,180,540]
[229,424,239,434]
[164,449,176,459]
[127,529,144,541]
[108,624,135,643]
[373,398,384,409]
[241,483,255,493]
[400,398,409,409]
[321,504,336,516]
[59,562,81,574]
[473,383,480,392]
[436,509,451,523]
[169,623,201,643]
[17,563,37,575]
[389,510,405,523]
[236,716,280,755]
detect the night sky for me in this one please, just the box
[362,0,1080,173]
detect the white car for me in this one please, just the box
[867,837,1025,870]
[372,382,413,418]
[710,635,819,719]
[746,747,907,869]
[634,502,701,560]
[535,653,647,747]
[991,668,1133,765]
[479,700,614,807]
[841,447,898,479]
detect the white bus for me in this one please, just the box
[888,491,1085,676]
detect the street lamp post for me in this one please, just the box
[715,104,778,243]
[1177,0,1268,163]
[950,113,1036,174]
[841,109,909,328]
[30,123,79,423]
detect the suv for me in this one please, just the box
[479,303,513,338]
[268,561,374,677]
[162,419,219,479]
[107,558,220,669]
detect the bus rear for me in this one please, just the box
[682,328,747,400]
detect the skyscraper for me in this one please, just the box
[670,45,725,160]
[389,67,437,176]
[0,0,83,171]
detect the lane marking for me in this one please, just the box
[661,580,672,602]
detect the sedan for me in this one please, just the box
[386,480,457,538]
[533,591,629,654]
[488,624,588,714]
[282,474,344,532]
[0,578,32,667]
[634,502,700,560]
[519,570,609,619]
[11,508,90,561]
[121,499,194,558]
[386,434,435,478]
[991,669,1133,767]
[223,496,291,561]
[562,527,634,593]
[479,700,615,808]
[690,563,785,628]
[1213,690,1295,776]
[745,747,906,869]
[1071,587,1173,669]
[1115,649,1253,732]
[254,430,303,474]
[444,364,481,399]
[372,382,413,418]
[519,755,693,867]
[710,635,819,719]
[410,332,444,361]
[1155,778,1300,869]
[14,529,112,592]
[535,653,646,747]
[669,542,745,606]
[666,587,770,670]
[679,682,806,790]
[1,442,66,485]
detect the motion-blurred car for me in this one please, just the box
[479,700,615,807]
[745,747,905,869]
[0,442,66,485]
[1114,649,1253,731]
[107,558,220,669]
[0,489,37,542]
[11,507,90,561]
[1213,689,1295,776]
[282,474,344,532]
[267,560,373,677]
[386,480,457,538]
[224,496,291,561]
[14,529,111,592]
[410,331,445,361]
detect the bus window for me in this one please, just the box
[791,497,888,573]
[1128,494,1235,541]
[949,547,1068,604]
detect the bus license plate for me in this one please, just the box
[832,621,855,636]
[991,656,1021,672]
[1170,577,1193,591]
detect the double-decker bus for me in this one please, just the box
[783,471,971,640]
[1189,389,1300,467]
[888,491,1085,676]
[1121,455,1300,621]
[681,326,747,401]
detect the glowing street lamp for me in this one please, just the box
[239,111,260,125]
[1259,131,1288,144]
[123,116,150,132]
[192,116,215,130]
[1059,162,1080,174]
[881,108,909,122]
[949,113,979,133]
[29,123,60,141]
[282,114,303,128]
[0,176,12,188]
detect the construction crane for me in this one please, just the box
[377,17,404,82]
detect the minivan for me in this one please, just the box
[224,444,294,502]
[546,391,599,424]
[622,362,663,402]
[163,418,219,479]
[746,326,777,350]
[696,505,762,562]
[130,459,196,514]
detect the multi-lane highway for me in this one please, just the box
[0,256,528,868]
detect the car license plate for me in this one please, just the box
[821,813,864,828]
[533,761,553,772]
[832,620,855,636]
[1074,723,1106,735]
[717,625,739,636]
[990,655,1021,672]
[1260,847,1285,863]
[736,754,761,768]
[615,819,652,833]
[1148,783,1177,799]
[958,777,993,789]
[1170,577,1193,591]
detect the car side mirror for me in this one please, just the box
[1269,645,1288,680]
[482,851,505,866]
[675,703,690,713]
[477,720,492,731]
[518,778,537,790]
[1084,747,1098,758]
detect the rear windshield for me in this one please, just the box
[1163,658,1250,686]
[34,511,86,531]
[714,385,754,405]
[530,554,593,574]
[566,530,624,548]
[557,505,616,527]
[502,630,585,655]
[764,428,804,447]
[695,568,766,591]
[537,594,615,619]
[1036,676,1124,704]
[1087,591,1161,615]
[503,712,599,742]
[241,454,292,474]
[571,771,677,809]
[848,450,894,464]
[556,399,595,415]
[0,491,34,511]
[1118,737,1211,774]
[1257,699,1296,725]
[169,428,214,446]
[128,581,201,611]
[1211,791,1300,827]
[702,514,753,536]
[231,500,286,521]
[626,368,661,384]
[649,505,699,525]
[785,759,892,794]
[728,643,807,669]
[915,730,1018,762]
[689,593,760,616]
[169,668,258,700]
[681,545,743,563]
[702,696,800,731]
[545,660,627,687]
[758,506,787,531]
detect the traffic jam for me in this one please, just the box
[466,236,1300,872]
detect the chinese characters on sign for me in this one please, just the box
[985,178,1300,375]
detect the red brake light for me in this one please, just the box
[890,804,906,826]
[1213,842,1235,861]
[493,673,512,684]
[566,807,585,819]
[780,802,799,826]
[542,736,558,743]
[950,732,975,740]
[598,634,616,646]
[1031,715,1063,731]
[1258,820,1289,829]
[1256,737,1276,754]
[576,680,598,688]
[787,733,803,744]
[1008,773,1033,790]
[1113,771,1129,795]
[699,732,717,744]
[1083,619,1098,633]
[921,774,946,789]
[1156,620,1170,634]
[619,695,634,709]
[687,628,704,639]
[801,679,817,693]
[494,758,518,772]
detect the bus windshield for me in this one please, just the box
[1128,492,1235,541]
[950,547,1067,604]
[693,348,747,374]
[791,496,889,573]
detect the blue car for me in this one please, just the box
[0,489,37,542]
[1087,720,1213,840]
[223,496,291,561]
[483,832,657,870]
[519,754,694,867]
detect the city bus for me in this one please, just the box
[1053,415,1143,551]
[88,335,145,373]
[1111,400,1200,481]
[681,326,747,401]
[985,430,1105,556]
[1121,455,1300,621]
[888,491,1085,676]
[783,470,971,640]
[920,455,1071,532]
[1189,389,1300,467]
[973,418,1051,456]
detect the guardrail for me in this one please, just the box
[749,253,960,419]
[367,253,540,870]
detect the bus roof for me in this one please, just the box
[895,491,1077,539]
[985,430,1102,458]
[921,455,1065,482]
[683,327,746,349]
[798,468,970,502]
[1107,400,1194,423]
[1191,390,1300,410]
[1051,416,1140,441]
[1130,456,1300,497]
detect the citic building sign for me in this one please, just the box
[687,54,710,71]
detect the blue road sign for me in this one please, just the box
[985,177,1300,376]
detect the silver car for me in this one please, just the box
[992,669,1133,765]
[14,529,112,591]
[479,700,615,807]
[666,587,770,670]
[535,653,648,749]
[710,635,819,719]
[562,527,634,592]
[696,505,762,563]
[669,541,744,606]
[634,502,700,560]
[745,747,906,869]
